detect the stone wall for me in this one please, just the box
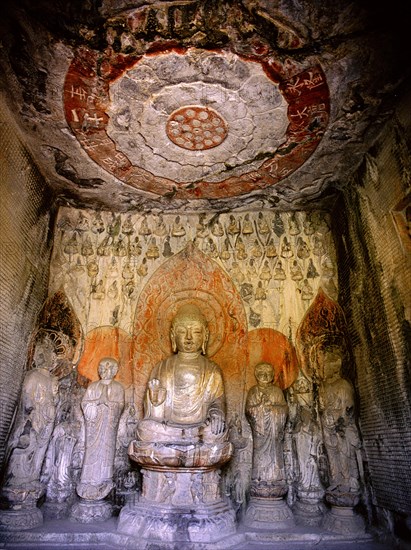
[334,91,411,520]
[0,102,56,468]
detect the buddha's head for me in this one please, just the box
[98,357,119,380]
[170,304,209,355]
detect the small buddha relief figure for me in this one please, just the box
[122,215,135,236]
[266,238,278,258]
[77,212,90,233]
[296,237,310,259]
[123,280,136,300]
[73,358,124,522]
[257,212,270,236]
[128,236,142,256]
[203,237,218,259]
[138,216,152,237]
[251,239,263,259]
[91,212,105,235]
[171,215,186,237]
[70,257,85,275]
[290,260,303,281]
[273,260,286,280]
[107,281,119,300]
[246,258,258,280]
[121,263,134,281]
[146,237,160,259]
[301,279,314,302]
[81,235,94,257]
[240,282,254,303]
[231,262,245,285]
[280,236,293,258]
[312,235,325,257]
[86,260,99,280]
[107,214,121,239]
[259,260,272,285]
[289,213,301,235]
[162,235,173,258]
[242,213,254,235]
[113,234,127,257]
[153,214,168,238]
[272,212,285,238]
[220,238,231,261]
[196,213,209,239]
[137,258,148,278]
[91,279,105,300]
[303,214,315,236]
[64,233,80,255]
[255,280,267,301]
[306,258,319,279]
[227,214,240,236]
[97,235,110,256]
[321,255,335,278]
[107,257,119,278]
[235,236,248,260]
[211,217,224,237]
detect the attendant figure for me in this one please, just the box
[0,335,59,529]
[76,358,124,502]
[246,363,288,493]
[318,346,361,497]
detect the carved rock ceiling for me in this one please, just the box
[0,0,409,213]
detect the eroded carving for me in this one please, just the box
[0,335,59,530]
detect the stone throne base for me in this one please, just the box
[117,466,236,543]
[244,497,295,530]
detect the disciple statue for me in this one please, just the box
[287,376,324,525]
[245,363,288,496]
[75,358,124,507]
[317,346,361,502]
[134,303,232,467]
[0,335,59,529]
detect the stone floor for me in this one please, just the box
[0,516,409,550]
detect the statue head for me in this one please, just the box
[254,362,275,386]
[32,333,58,372]
[98,357,119,380]
[170,303,209,355]
[318,344,344,381]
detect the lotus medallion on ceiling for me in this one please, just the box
[63,12,329,200]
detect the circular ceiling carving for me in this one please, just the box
[166,105,228,151]
[64,46,329,199]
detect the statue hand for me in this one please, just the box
[208,410,225,435]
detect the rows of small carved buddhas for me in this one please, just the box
[50,208,337,336]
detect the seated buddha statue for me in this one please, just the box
[131,303,232,468]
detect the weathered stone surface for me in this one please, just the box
[0,0,408,211]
